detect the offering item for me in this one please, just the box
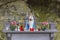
[29,14,35,32]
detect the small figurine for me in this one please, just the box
[17,26,20,31]
[15,23,19,31]
[29,13,35,31]
[24,13,29,30]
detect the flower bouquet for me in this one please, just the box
[10,21,17,31]
[41,22,49,31]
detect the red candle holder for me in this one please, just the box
[38,28,40,31]
[30,28,34,32]
[20,26,24,31]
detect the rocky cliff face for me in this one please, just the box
[0,0,30,20]
[0,0,17,6]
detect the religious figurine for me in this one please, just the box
[29,13,35,31]
[15,23,19,31]
[24,13,29,31]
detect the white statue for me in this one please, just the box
[29,13,35,31]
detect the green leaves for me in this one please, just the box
[10,25,16,31]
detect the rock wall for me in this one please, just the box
[0,0,31,20]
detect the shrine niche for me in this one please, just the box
[1,0,58,40]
